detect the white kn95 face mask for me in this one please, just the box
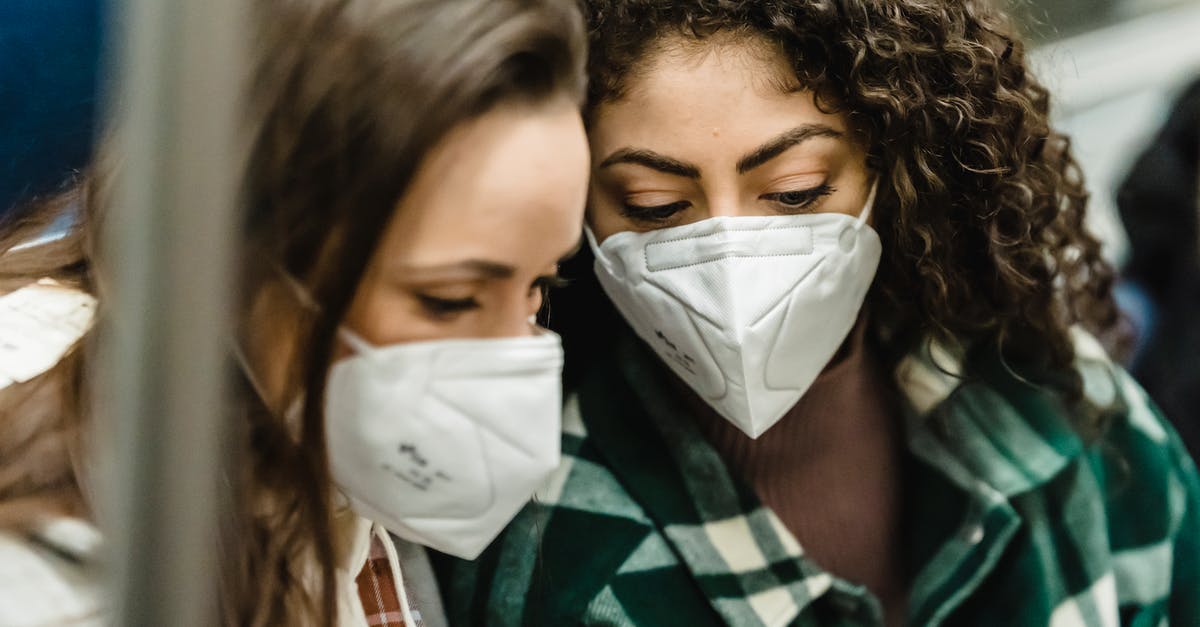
[587,184,881,438]
[325,328,563,560]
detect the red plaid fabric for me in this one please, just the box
[355,536,411,627]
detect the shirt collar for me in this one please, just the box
[893,329,1115,498]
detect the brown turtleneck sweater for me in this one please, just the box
[687,321,908,625]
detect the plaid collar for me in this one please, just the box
[893,333,1087,498]
[575,326,1114,625]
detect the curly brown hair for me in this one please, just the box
[561,0,1121,423]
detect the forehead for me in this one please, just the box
[381,102,588,268]
[633,32,799,96]
[590,33,846,150]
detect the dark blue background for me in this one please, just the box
[0,0,101,215]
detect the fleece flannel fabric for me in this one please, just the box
[433,327,1200,626]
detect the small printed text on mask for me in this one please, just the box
[381,442,453,491]
[655,329,696,374]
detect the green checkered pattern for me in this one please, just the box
[432,327,1200,626]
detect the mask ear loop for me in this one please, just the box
[229,254,328,405]
[230,339,274,410]
[584,224,627,280]
[336,327,377,357]
[265,258,322,313]
[583,225,606,260]
[854,179,880,231]
[261,262,382,358]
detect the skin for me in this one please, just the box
[341,98,589,348]
[587,34,873,242]
[249,99,589,406]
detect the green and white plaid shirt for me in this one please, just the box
[433,327,1200,626]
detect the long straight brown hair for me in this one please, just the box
[0,0,586,624]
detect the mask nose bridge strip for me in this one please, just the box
[643,225,815,272]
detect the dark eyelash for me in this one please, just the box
[762,184,836,210]
[416,294,479,315]
[620,200,691,223]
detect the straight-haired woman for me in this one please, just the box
[0,0,588,624]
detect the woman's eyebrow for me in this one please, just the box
[598,148,701,179]
[736,124,842,174]
[389,259,516,282]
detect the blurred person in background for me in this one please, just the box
[1117,76,1200,463]
[436,1,1200,625]
[0,0,588,625]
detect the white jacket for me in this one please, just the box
[0,513,447,627]
[0,518,104,627]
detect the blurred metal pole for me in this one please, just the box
[100,0,246,625]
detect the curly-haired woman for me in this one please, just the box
[434,1,1200,625]
[0,0,588,625]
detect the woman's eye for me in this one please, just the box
[761,184,835,211]
[416,294,480,319]
[620,200,691,223]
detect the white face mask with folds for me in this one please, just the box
[586,184,881,438]
[324,328,563,560]
[235,275,564,560]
